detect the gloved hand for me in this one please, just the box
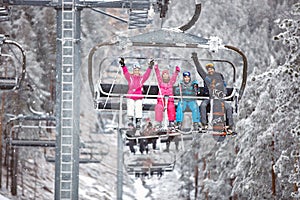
[148,59,154,69]
[193,83,199,94]
[175,66,180,72]
[119,58,125,67]
[191,52,197,58]
[174,87,180,95]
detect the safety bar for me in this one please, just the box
[97,82,237,101]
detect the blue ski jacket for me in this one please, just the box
[175,80,199,101]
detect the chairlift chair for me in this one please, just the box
[88,29,247,123]
[87,28,247,175]
[0,34,26,90]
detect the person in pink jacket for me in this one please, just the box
[119,58,154,129]
[154,64,180,129]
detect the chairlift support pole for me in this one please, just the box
[224,45,248,100]
[117,96,124,200]
[55,0,81,199]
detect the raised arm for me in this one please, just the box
[119,58,131,81]
[169,66,180,85]
[154,64,163,84]
[141,59,154,84]
[191,52,206,80]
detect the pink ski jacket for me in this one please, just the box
[154,64,179,101]
[122,66,152,100]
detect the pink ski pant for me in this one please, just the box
[154,99,176,122]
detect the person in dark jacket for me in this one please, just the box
[193,60,234,130]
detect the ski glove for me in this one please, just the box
[175,66,180,72]
[119,58,125,67]
[148,59,154,69]
[193,83,199,94]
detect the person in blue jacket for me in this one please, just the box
[174,71,200,130]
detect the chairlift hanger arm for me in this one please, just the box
[224,45,247,100]
[179,3,201,32]
[1,39,26,90]
[88,41,117,97]
[3,40,26,89]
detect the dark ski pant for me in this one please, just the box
[200,99,234,127]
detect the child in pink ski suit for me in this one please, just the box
[154,64,180,128]
[119,58,154,129]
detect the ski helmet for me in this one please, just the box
[183,71,191,77]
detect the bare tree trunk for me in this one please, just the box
[194,152,198,199]
[271,132,276,197]
[294,157,299,193]
[0,89,5,188]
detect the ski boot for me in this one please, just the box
[201,123,208,131]
[168,121,176,132]
[152,140,157,150]
[155,122,162,131]
[136,118,141,129]
[164,141,170,152]
[175,141,179,151]
[135,118,141,136]
[139,140,146,154]
[175,122,182,131]
[193,122,200,132]
[226,126,237,136]
[127,116,134,127]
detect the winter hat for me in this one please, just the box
[205,63,215,70]
[183,71,191,77]
[133,62,141,69]
[162,69,169,76]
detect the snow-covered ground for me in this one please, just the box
[0,194,9,200]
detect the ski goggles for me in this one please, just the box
[133,63,141,69]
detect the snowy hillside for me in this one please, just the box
[0,0,299,199]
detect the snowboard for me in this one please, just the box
[211,98,226,141]
[208,74,227,141]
